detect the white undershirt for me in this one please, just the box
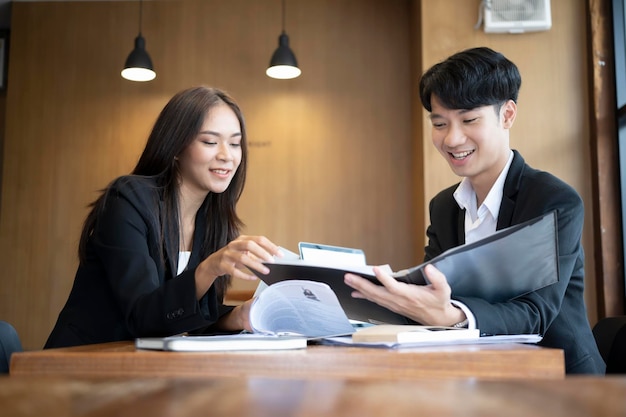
[177,251,191,276]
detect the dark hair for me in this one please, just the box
[419,47,521,112]
[79,86,247,298]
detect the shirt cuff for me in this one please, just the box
[450,300,477,330]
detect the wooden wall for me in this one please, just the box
[0,0,596,350]
[419,0,597,323]
[0,0,418,350]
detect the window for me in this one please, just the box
[615,0,626,302]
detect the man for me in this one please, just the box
[344,47,605,374]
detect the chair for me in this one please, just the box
[592,316,626,374]
[0,321,23,373]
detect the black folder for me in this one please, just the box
[397,210,559,302]
[255,211,559,325]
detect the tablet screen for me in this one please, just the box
[298,242,367,266]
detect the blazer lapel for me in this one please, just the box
[498,150,525,230]
[456,208,466,244]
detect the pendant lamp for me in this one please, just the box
[121,0,156,82]
[266,0,301,79]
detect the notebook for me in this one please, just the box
[136,333,308,352]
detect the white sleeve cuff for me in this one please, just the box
[450,300,477,330]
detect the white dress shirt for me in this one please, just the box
[448,151,514,329]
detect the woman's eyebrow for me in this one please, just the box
[198,130,242,138]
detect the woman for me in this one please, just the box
[45,86,281,348]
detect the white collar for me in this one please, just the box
[453,151,514,221]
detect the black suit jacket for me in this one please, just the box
[425,150,605,374]
[45,176,233,348]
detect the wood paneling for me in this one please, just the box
[587,0,624,317]
[0,0,417,349]
[419,0,599,322]
[0,0,602,351]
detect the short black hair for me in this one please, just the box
[419,47,521,112]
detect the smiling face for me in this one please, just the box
[429,95,516,196]
[176,103,242,199]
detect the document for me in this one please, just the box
[253,261,409,324]
[136,280,355,351]
[252,211,559,324]
[321,333,543,349]
[249,280,356,338]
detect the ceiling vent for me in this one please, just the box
[482,0,552,34]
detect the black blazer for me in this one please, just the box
[45,176,233,348]
[425,150,605,374]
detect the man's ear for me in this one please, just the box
[501,100,517,129]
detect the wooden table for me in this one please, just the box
[1,375,624,417]
[10,340,564,380]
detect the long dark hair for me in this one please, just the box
[79,86,247,299]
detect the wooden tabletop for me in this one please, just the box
[1,375,624,417]
[10,340,564,380]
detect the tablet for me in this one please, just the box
[298,242,367,266]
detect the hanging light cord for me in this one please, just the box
[281,0,286,33]
[138,0,143,36]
